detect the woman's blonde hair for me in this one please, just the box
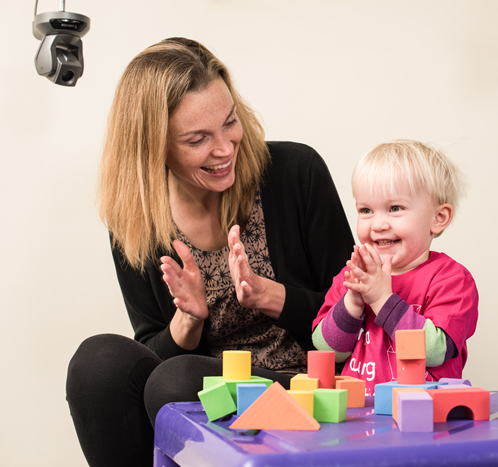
[98,37,269,270]
[352,139,466,237]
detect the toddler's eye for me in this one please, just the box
[359,208,371,214]
[390,206,402,212]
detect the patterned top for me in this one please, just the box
[176,189,307,374]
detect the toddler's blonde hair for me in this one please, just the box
[352,139,466,237]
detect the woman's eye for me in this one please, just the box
[226,117,238,127]
[189,136,206,146]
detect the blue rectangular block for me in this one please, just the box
[374,381,441,415]
[236,383,267,416]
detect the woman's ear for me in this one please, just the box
[431,203,454,235]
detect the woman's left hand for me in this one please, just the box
[228,225,285,319]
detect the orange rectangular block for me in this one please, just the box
[425,388,490,423]
[335,376,366,408]
[397,358,426,385]
[395,329,426,360]
[392,387,426,423]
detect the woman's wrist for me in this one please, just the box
[169,308,205,350]
[255,278,285,320]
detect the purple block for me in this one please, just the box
[397,392,434,432]
[438,377,471,387]
[437,384,474,390]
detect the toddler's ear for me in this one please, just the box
[431,203,453,235]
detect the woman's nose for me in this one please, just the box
[212,133,232,157]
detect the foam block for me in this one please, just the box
[395,329,426,360]
[308,350,336,389]
[236,384,267,416]
[287,390,314,416]
[392,388,426,422]
[396,392,434,432]
[198,382,237,421]
[313,389,348,423]
[290,374,320,391]
[204,376,272,404]
[229,382,320,431]
[437,384,474,390]
[425,388,490,422]
[374,381,439,415]
[438,377,472,387]
[397,358,426,385]
[335,376,366,408]
[223,350,251,380]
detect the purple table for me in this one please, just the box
[154,392,498,466]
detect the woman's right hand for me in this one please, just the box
[160,240,208,349]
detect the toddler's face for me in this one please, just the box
[354,182,439,275]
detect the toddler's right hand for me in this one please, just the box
[343,245,366,318]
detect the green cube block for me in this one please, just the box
[313,389,348,423]
[198,382,237,421]
[203,376,272,404]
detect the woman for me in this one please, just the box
[67,37,354,466]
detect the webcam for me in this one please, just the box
[32,3,90,87]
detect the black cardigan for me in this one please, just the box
[112,141,354,361]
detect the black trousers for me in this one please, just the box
[66,334,293,467]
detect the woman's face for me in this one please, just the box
[166,78,243,198]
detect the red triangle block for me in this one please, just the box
[229,382,320,431]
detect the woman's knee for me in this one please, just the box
[67,334,161,402]
[144,354,223,424]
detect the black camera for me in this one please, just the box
[33,11,91,87]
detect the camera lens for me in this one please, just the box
[62,71,74,82]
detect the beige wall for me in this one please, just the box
[1,0,496,465]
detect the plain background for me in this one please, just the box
[1,0,496,465]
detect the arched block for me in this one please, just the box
[425,388,490,422]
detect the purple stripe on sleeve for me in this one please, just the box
[443,330,458,362]
[374,294,421,339]
[321,295,364,353]
[393,306,426,334]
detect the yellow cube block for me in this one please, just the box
[287,390,314,416]
[290,373,319,391]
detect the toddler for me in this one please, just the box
[312,140,478,395]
